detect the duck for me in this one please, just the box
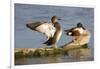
[26,16,62,48]
[64,22,86,36]
[63,22,90,48]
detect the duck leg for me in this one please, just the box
[52,44,57,48]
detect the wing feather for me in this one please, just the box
[26,21,56,40]
[36,23,56,40]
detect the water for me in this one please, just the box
[15,3,94,65]
[15,55,93,65]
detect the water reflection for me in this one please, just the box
[67,48,92,60]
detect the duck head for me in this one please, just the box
[51,16,61,23]
[77,22,86,30]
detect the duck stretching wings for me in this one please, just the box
[26,16,62,48]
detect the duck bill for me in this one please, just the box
[58,18,61,20]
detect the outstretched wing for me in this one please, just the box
[26,22,56,40]
[36,23,56,40]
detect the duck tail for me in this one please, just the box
[43,38,54,46]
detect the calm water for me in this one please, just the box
[15,53,93,65]
[15,3,94,65]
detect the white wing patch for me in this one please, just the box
[36,23,56,40]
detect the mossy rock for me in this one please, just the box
[15,44,90,59]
